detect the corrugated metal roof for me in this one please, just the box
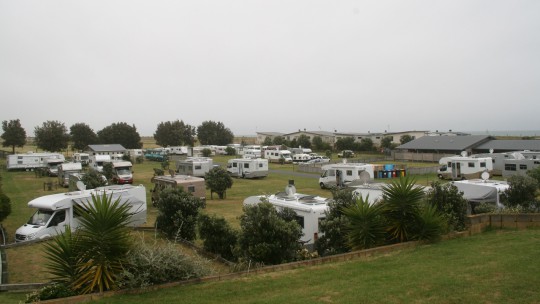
[474,140,540,151]
[86,144,126,152]
[396,135,492,151]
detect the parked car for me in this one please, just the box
[337,150,355,158]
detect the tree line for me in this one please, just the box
[1,119,234,153]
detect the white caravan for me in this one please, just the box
[242,148,262,159]
[176,157,214,177]
[350,183,387,205]
[243,181,331,247]
[319,162,375,189]
[73,153,90,166]
[451,176,510,213]
[168,146,189,155]
[264,149,293,163]
[89,154,112,172]
[57,162,83,187]
[6,152,64,171]
[227,158,268,178]
[437,156,493,180]
[112,161,133,184]
[15,184,147,242]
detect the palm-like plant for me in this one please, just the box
[381,176,425,243]
[414,204,446,243]
[42,226,80,285]
[342,196,386,250]
[72,193,134,294]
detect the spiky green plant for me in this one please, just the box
[71,193,134,294]
[413,204,446,243]
[381,176,425,243]
[342,196,386,250]
[42,226,80,285]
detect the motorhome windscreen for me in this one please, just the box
[28,209,54,226]
[116,167,131,174]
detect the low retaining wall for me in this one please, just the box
[468,213,540,234]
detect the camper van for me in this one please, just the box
[176,157,214,177]
[319,163,375,189]
[89,154,111,172]
[150,174,206,206]
[6,152,65,171]
[112,161,133,184]
[292,153,312,164]
[44,157,66,177]
[57,163,83,187]
[227,158,268,178]
[264,149,293,163]
[451,178,509,213]
[437,156,493,180]
[15,184,147,242]
[73,153,90,166]
[243,181,331,247]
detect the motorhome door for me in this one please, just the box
[452,162,461,179]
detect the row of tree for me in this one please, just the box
[1,119,235,153]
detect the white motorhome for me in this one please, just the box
[15,184,147,242]
[73,153,90,166]
[502,159,540,178]
[176,157,214,177]
[243,181,331,247]
[437,156,493,180]
[112,161,133,184]
[168,146,189,155]
[57,162,83,187]
[89,154,112,172]
[290,147,313,155]
[242,148,262,159]
[319,162,375,189]
[264,149,293,163]
[127,149,144,161]
[227,158,268,178]
[471,152,521,176]
[6,152,64,171]
[44,157,66,177]
[451,177,510,213]
[292,153,312,164]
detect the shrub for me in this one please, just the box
[119,238,211,289]
[425,181,468,232]
[198,214,238,261]
[474,202,497,214]
[205,167,233,199]
[0,191,12,223]
[342,196,386,250]
[155,187,205,241]
[413,204,446,243]
[25,283,77,303]
[500,175,539,212]
[81,169,107,189]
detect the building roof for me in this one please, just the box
[474,140,540,152]
[256,132,285,136]
[86,144,127,152]
[396,135,493,151]
[284,130,335,137]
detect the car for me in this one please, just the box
[337,150,355,158]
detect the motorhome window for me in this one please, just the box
[195,165,202,170]
[346,170,353,176]
[520,164,527,170]
[505,164,517,171]
[244,164,249,168]
[48,210,66,227]
[18,156,22,159]
[28,209,54,226]
[328,169,335,177]
[468,162,475,168]
[233,163,237,168]
[480,162,486,168]
[295,216,305,228]
[187,186,195,193]
[259,163,263,168]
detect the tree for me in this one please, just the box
[97,122,142,149]
[80,170,107,190]
[69,123,97,151]
[425,181,468,231]
[1,119,27,153]
[500,175,539,212]
[201,148,212,157]
[381,177,424,243]
[316,189,357,256]
[34,120,70,152]
[380,136,394,150]
[358,138,375,152]
[43,193,134,295]
[196,121,234,145]
[312,136,331,151]
[272,136,285,145]
[527,166,540,186]
[225,146,237,156]
[342,196,386,250]
[263,137,273,146]
[198,214,238,261]
[296,134,312,149]
[335,137,356,151]
[238,201,302,265]
[400,135,414,145]
[154,120,195,147]
[155,187,205,241]
[0,191,11,223]
[205,167,233,199]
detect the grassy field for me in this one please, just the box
[2,228,538,303]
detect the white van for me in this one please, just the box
[319,163,374,189]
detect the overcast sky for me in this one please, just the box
[1,1,539,137]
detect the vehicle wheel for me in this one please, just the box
[242,173,245,179]
[437,174,443,179]
[319,182,325,189]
